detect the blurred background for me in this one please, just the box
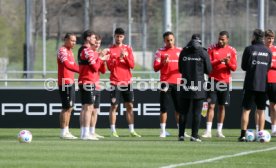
[0,0,275,88]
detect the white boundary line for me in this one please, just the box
[160,146,276,168]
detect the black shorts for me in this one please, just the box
[94,90,101,108]
[242,90,267,110]
[267,83,276,103]
[207,79,230,105]
[79,84,95,105]
[110,84,134,105]
[160,83,180,113]
[58,84,75,109]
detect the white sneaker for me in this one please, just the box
[165,131,171,136]
[60,132,78,140]
[202,131,212,138]
[216,131,225,138]
[93,133,104,139]
[81,135,99,141]
[271,132,276,137]
[160,132,166,138]
[184,132,190,138]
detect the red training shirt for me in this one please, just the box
[208,44,237,83]
[153,46,182,84]
[267,45,276,83]
[106,44,134,86]
[78,45,103,85]
[57,46,79,85]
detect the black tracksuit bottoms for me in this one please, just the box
[178,98,204,138]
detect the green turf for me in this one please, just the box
[0,129,275,168]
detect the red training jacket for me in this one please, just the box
[57,46,79,85]
[268,45,276,83]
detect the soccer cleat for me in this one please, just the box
[190,136,202,142]
[216,131,225,138]
[60,132,78,140]
[130,131,141,137]
[202,131,212,138]
[93,133,104,139]
[184,132,191,138]
[271,132,276,137]
[81,135,99,141]
[178,136,185,141]
[165,131,171,136]
[111,131,119,138]
[160,132,166,138]
[238,136,247,142]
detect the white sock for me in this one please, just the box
[217,123,223,132]
[111,125,116,133]
[83,127,89,137]
[256,125,259,132]
[64,126,69,133]
[271,125,276,132]
[80,127,84,138]
[129,124,134,132]
[90,127,95,134]
[60,128,66,136]
[160,123,166,133]
[206,122,212,132]
[177,124,179,129]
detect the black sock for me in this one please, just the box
[240,130,246,137]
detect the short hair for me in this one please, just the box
[191,34,201,40]
[253,29,264,40]
[96,34,102,41]
[219,31,229,38]
[163,31,174,39]
[114,28,125,35]
[265,29,275,37]
[82,30,96,41]
[64,33,76,40]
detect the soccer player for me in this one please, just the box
[153,31,185,138]
[178,34,212,142]
[78,30,108,140]
[106,27,141,138]
[89,35,106,139]
[57,33,79,139]
[202,31,237,138]
[255,30,276,136]
[239,29,272,142]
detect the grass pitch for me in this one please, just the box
[0,128,275,168]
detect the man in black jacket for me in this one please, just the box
[178,34,212,141]
[239,29,272,142]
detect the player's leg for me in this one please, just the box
[255,91,267,131]
[178,98,190,141]
[90,90,104,138]
[79,84,98,140]
[270,102,276,136]
[59,84,77,139]
[202,90,216,138]
[159,85,170,138]
[190,99,204,142]
[239,90,253,141]
[109,85,119,137]
[123,85,141,137]
[267,83,276,136]
[216,86,229,138]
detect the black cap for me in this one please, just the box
[191,34,201,40]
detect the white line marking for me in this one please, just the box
[160,146,276,168]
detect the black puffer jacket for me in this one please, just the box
[241,41,272,92]
[178,39,212,99]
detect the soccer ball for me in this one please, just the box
[245,129,255,142]
[256,130,271,143]
[18,130,32,143]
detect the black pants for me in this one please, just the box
[178,98,204,138]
